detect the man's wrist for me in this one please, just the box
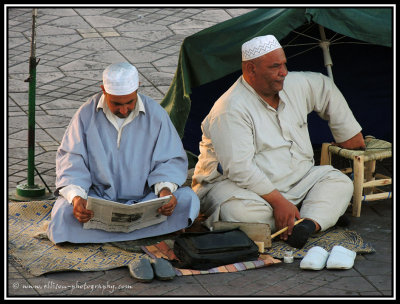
[158,187,172,197]
[261,189,286,207]
[72,195,84,207]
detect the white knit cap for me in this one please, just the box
[242,35,282,61]
[103,62,139,95]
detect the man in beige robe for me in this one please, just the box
[192,35,365,248]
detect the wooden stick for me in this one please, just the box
[271,218,305,239]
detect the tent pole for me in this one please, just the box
[14,8,48,200]
[318,25,334,81]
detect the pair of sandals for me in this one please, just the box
[128,258,176,282]
[300,245,357,270]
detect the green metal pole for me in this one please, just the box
[27,40,37,186]
[15,8,45,199]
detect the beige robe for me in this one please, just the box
[192,72,360,231]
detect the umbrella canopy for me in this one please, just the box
[160,8,393,166]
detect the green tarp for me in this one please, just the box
[160,7,392,139]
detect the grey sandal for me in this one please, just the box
[128,258,154,283]
[151,258,176,281]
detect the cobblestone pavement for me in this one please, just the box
[6,6,394,299]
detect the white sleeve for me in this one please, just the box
[154,182,178,196]
[306,73,362,143]
[58,184,88,204]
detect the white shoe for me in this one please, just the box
[300,246,329,270]
[326,245,356,269]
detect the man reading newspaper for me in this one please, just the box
[47,62,200,244]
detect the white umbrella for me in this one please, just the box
[281,22,372,82]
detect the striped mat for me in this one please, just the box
[142,240,281,276]
[142,225,376,276]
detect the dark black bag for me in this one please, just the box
[172,229,259,270]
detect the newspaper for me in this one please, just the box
[83,195,172,233]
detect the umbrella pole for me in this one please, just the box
[14,8,48,200]
[318,25,334,81]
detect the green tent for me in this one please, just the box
[160,8,393,167]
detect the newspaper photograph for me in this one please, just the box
[83,195,172,233]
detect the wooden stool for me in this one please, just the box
[320,136,392,217]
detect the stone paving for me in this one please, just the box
[6,6,394,299]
